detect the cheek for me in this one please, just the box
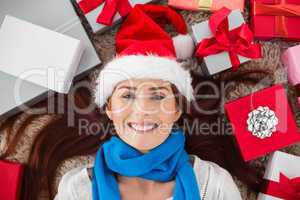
[157,100,178,123]
[109,99,132,130]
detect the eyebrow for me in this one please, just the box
[117,86,169,91]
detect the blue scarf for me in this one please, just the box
[92,128,201,200]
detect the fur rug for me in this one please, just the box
[1,0,300,199]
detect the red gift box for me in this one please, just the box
[0,160,24,200]
[257,151,300,200]
[224,84,300,161]
[76,0,155,33]
[250,0,300,41]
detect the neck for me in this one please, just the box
[116,174,157,193]
[139,149,149,154]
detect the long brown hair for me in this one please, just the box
[0,68,271,200]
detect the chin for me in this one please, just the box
[121,132,167,152]
[128,137,161,151]
[116,125,172,151]
[135,141,161,151]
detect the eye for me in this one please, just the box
[151,94,166,100]
[121,92,135,99]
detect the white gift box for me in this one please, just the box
[191,9,250,75]
[76,0,154,34]
[0,0,101,120]
[257,151,300,200]
[0,15,85,94]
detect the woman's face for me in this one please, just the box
[105,79,182,153]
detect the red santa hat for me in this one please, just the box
[95,4,195,108]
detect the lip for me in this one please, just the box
[127,122,159,133]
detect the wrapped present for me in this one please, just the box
[282,44,300,86]
[224,84,300,161]
[192,7,261,76]
[0,0,101,120]
[0,15,85,94]
[0,160,24,200]
[250,0,300,40]
[168,0,244,12]
[282,44,300,109]
[257,151,300,200]
[76,0,155,33]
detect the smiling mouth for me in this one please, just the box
[127,122,159,133]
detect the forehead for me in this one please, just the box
[115,79,172,90]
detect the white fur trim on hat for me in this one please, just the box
[172,34,195,60]
[95,54,195,108]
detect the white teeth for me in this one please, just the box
[130,123,156,132]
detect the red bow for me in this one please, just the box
[195,7,261,70]
[253,0,300,37]
[262,173,300,200]
[78,0,132,26]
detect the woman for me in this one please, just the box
[55,77,241,200]
[0,4,268,200]
[52,4,246,200]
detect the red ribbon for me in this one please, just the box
[78,0,132,26]
[253,0,300,37]
[195,7,261,71]
[262,173,300,200]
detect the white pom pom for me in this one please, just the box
[172,34,195,60]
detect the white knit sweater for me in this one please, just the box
[54,155,242,200]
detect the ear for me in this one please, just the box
[105,99,113,120]
[173,109,182,122]
[105,108,112,120]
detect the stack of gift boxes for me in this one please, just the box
[1,0,300,199]
[0,0,102,120]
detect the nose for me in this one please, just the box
[132,96,155,115]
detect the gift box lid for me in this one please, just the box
[282,44,300,86]
[191,9,252,75]
[0,0,101,78]
[192,9,245,43]
[224,84,300,161]
[0,0,101,120]
[168,0,245,12]
[0,15,84,94]
[75,0,155,33]
[0,160,24,200]
[264,151,300,182]
[257,151,300,200]
[250,0,300,41]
